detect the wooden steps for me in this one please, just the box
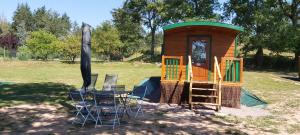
[192,81,214,84]
[191,95,217,98]
[188,56,222,112]
[191,102,218,106]
[192,88,217,91]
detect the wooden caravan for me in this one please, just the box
[160,21,244,111]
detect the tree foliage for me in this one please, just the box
[0,15,11,35]
[112,7,144,57]
[0,32,19,50]
[60,35,81,62]
[124,0,166,56]
[16,21,27,45]
[26,30,60,60]
[33,6,71,37]
[164,0,221,22]
[223,0,292,67]
[92,21,123,60]
[12,3,33,32]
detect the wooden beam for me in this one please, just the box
[161,55,165,81]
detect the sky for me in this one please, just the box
[0,0,125,27]
[0,0,229,27]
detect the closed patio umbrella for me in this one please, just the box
[80,23,92,92]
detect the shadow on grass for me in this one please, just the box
[0,82,75,107]
[281,76,300,82]
[128,54,161,63]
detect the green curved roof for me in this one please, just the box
[163,21,244,32]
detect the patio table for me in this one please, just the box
[90,90,132,119]
[115,90,132,118]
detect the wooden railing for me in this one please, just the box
[161,55,184,81]
[188,55,193,106]
[221,57,243,83]
[213,56,222,111]
[187,55,193,82]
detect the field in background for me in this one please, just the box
[0,61,160,90]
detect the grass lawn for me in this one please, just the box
[0,60,300,134]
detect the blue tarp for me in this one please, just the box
[135,77,161,102]
[240,88,267,108]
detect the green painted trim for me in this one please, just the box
[175,59,178,79]
[225,60,229,81]
[163,21,244,32]
[231,61,234,81]
[236,61,240,82]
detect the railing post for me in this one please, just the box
[213,57,217,84]
[180,56,183,80]
[161,55,165,81]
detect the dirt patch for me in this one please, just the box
[0,102,273,135]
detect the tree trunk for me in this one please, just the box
[295,50,300,69]
[3,47,5,59]
[254,46,264,68]
[150,28,156,57]
[298,56,300,79]
[72,56,76,63]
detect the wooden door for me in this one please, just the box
[188,36,211,81]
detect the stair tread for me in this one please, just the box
[192,81,214,84]
[192,88,217,91]
[192,95,218,98]
[191,102,219,106]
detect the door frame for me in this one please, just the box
[186,35,212,81]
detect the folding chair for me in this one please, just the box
[111,85,129,118]
[82,73,98,91]
[69,90,96,127]
[102,74,118,91]
[127,85,148,118]
[92,90,122,130]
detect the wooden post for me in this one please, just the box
[188,56,193,109]
[161,55,165,81]
[180,56,183,80]
[213,58,216,84]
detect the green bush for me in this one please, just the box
[17,45,31,60]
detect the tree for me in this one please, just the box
[112,6,144,57]
[164,0,221,22]
[60,35,81,63]
[0,32,19,57]
[71,21,81,37]
[26,30,60,60]
[16,21,27,45]
[92,21,123,60]
[12,3,33,32]
[0,15,10,35]
[278,0,300,62]
[125,0,166,56]
[33,6,71,37]
[223,0,287,67]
